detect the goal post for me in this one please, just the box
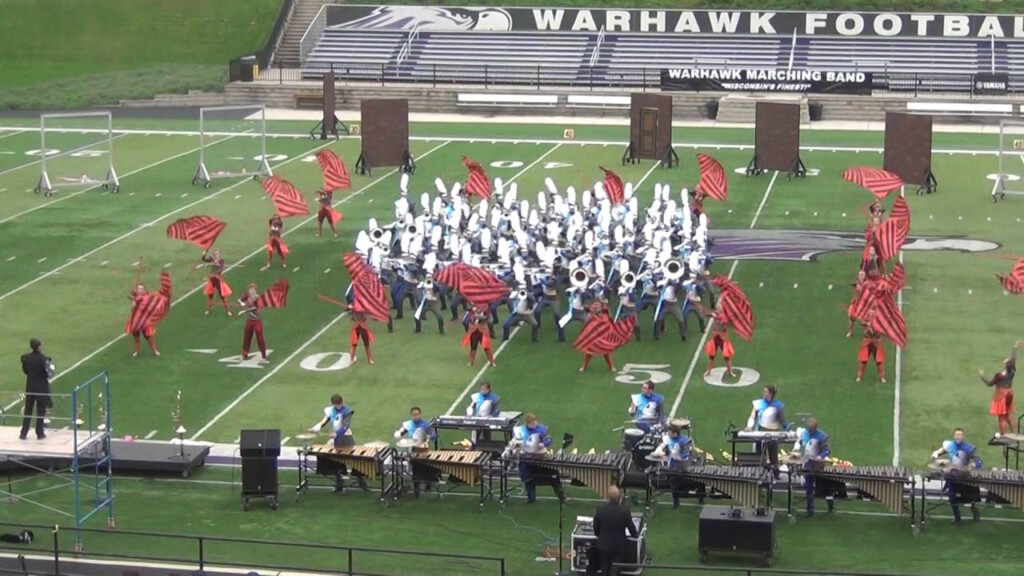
[34,111,120,197]
[995,119,1024,201]
[192,105,272,188]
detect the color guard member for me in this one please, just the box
[857,324,886,383]
[463,305,497,367]
[348,308,375,365]
[980,341,1019,434]
[238,283,268,363]
[201,249,232,316]
[316,188,339,238]
[126,283,160,357]
[262,214,288,271]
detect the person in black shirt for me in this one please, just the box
[592,486,638,576]
[20,338,52,440]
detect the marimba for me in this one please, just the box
[296,443,398,506]
[503,451,628,504]
[922,465,1024,524]
[650,464,772,509]
[787,463,917,532]
[403,449,493,508]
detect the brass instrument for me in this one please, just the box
[661,258,685,281]
[570,267,590,290]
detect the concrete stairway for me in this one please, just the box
[715,93,811,124]
[274,0,332,69]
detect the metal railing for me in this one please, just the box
[0,522,506,576]
[395,24,422,70]
[299,3,330,67]
[264,0,297,68]
[589,26,606,68]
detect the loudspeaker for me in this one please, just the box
[241,456,278,496]
[698,505,775,566]
[240,429,281,458]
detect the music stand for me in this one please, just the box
[555,433,574,576]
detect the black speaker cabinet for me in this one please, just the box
[698,505,775,567]
[240,429,281,458]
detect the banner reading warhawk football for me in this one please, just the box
[326,5,1024,38]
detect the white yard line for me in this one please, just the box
[0,129,29,141]
[446,157,662,415]
[669,171,779,418]
[0,133,131,178]
[0,134,238,225]
[893,188,906,467]
[0,125,1003,156]
[52,141,451,389]
[190,311,352,440]
[0,137,299,303]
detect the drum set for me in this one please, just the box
[620,418,695,470]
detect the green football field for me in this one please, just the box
[0,116,1022,575]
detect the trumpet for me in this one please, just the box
[171,390,186,435]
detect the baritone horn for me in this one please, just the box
[621,270,637,290]
[662,258,685,281]
[370,228,385,242]
[570,267,590,289]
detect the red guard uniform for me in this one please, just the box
[265,216,288,268]
[349,310,375,365]
[704,321,735,376]
[239,290,267,361]
[202,254,232,315]
[983,347,1017,434]
[580,309,616,372]
[462,307,496,367]
[857,327,886,383]
[125,287,159,357]
[317,189,339,237]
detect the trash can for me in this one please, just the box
[809,102,823,122]
[238,56,258,82]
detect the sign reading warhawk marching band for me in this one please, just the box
[660,68,873,94]
[326,5,1024,39]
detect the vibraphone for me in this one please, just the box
[296,443,398,506]
[502,451,629,504]
[921,467,1024,524]
[432,412,522,455]
[649,464,773,509]
[403,449,493,508]
[730,430,798,467]
[788,465,917,531]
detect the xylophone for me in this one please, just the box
[788,464,916,530]
[404,449,493,508]
[505,451,629,501]
[296,443,398,506]
[650,464,772,509]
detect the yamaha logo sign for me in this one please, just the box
[974,73,1009,95]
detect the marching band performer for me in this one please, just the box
[558,284,589,342]
[238,283,268,363]
[391,266,417,320]
[262,214,288,271]
[617,280,641,341]
[656,424,693,508]
[533,270,563,330]
[463,305,497,367]
[861,244,883,280]
[792,417,832,516]
[201,249,232,316]
[126,283,160,357]
[654,278,686,341]
[628,381,664,433]
[856,324,886,383]
[310,394,369,491]
[395,406,436,497]
[503,287,540,342]
[466,382,500,417]
[348,308,375,365]
[414,275,445,334]
[980,341,1019,434]
[746,385,787,472]
[511,413,565,503]
[704,309,736,377]
[681,279,708,336]
[316,188,340,238]
[930,428,983,523]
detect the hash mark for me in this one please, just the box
[181,193,188,198]
[36,257,46,263]
[144,430,158,439]
[292,267,300,272]
[6,256,15,262]
[234,195,241,199]
[132,261,141,267]
[324,268,331,273]
[155,192,162,197]
[164,262,172,268]
[100,260,108,266]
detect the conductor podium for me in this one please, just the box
[240,429,281,511]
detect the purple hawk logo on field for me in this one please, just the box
[713,229,1000,261]
[332,6,513,32]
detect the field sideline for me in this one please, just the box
[1,118,1023,575]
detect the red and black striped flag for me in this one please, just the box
[718,289,755,341]
[997,258,1024,294]
[575,315,637,355]
[870,292,907,349]
[881,264,906,293]
[256,279,290,308]
[842,166,903,199]
[351,272,391,322]
[697,153,728,202]
[127,272,172,334]
[437,263,507,306]
[873,216,911,261]
[166,216,226,250]
[343,252,370,281]
[462,156,492,200]
[600,166,625,205]
[888,196,910,221]
[262,176,310,217]
[316,149,351,191]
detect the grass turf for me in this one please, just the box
[0,118,1022,575]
